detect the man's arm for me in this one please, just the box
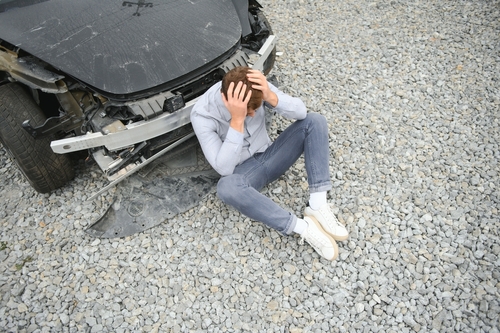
[191,81,252,176]
[191,114,244,176]
[247,70,307,120]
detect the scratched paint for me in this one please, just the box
[0,0,242,96]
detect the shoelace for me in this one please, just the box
[300,226,328,247]
[319,206,343,229]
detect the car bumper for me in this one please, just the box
[50,35,276,155]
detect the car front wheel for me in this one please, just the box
[0,83,74,193]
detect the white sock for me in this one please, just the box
[309,191,327,210]
[293,218,308,235]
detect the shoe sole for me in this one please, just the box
[306,215,349,241]
[307,217,339,261]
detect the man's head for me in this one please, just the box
[221,66,263,113]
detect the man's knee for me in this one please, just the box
[306,112,327,125]
[304,112,328,132]
[217,175,244,204]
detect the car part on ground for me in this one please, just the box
[86,136,218,238]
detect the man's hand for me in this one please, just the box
[222,81,252,133]
[247,69,278,107]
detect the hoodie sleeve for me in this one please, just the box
[191,106,244,176]
[265,83,307,120]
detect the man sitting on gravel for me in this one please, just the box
[190,66,348,261]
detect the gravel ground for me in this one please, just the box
[1,0,499,332]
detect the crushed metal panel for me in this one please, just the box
[86,138,219,238]
[86,172,218,238]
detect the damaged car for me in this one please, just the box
[0,0,276,195]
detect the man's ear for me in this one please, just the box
[221,90,228,103]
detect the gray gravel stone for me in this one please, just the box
[1,0,500,332]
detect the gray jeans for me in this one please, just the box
[217,112,332,235]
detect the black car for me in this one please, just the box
[0,0,276,193]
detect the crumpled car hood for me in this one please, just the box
[0,0,242,97]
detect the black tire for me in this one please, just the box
[0,83,74,193]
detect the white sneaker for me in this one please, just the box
[300,217,339,261]
[304,204,349,241]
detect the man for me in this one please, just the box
[190,66,348,261]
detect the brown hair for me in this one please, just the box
[221,66,263,111]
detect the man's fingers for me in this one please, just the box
[243,89,252,104]
[233,82,249,101]
[247,69,263,76]
[238,83,246,100]
[232,81,240,98]
[228,81,243,98]
[229,81,243,99]
[247,70,264,81]
[246,71,268,93]
[225,81,250,111]
[227,82,235,97]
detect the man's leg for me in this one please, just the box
[252,111,348,241]
[217,156,298,235]
[217,112,330,233]
[259,112,332,192]
[290,114,349,241]
[217,112,341,260]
